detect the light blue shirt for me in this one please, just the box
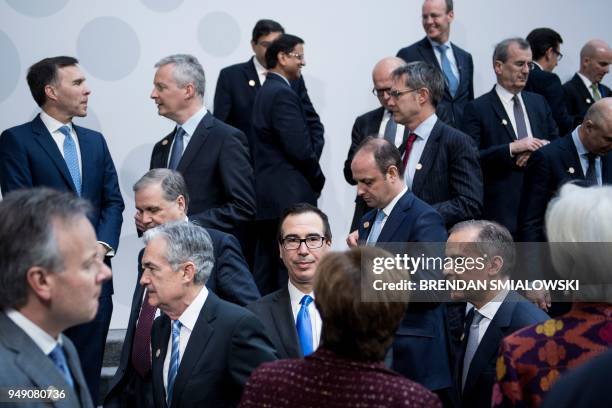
[428,38,459,80]
[405,113,438,189]
[166,105,208,167]
[572,126,602,185]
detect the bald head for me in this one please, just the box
[579,39,611,84]
[372,57,407,110]
[580,97,612,155]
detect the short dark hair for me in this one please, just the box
[392,61,445,107]
[265,34,304,70]
[278,202,332,242]
[354,138,405,179]
[315,247,409,361]
[26,56,79,107]
[526,28,563,60]
[133,168,190,212]
[252,19,284,43]
[0,188,91,310]
[493,38,531,64]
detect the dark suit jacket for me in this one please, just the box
[459,291,549,408]
[397,37,474,128]
[0,114,124,297]
[517,134,612,242]
[525,65,574,135]
[150,112,255,233]
[461,87,559,235]
[150,292,277,408]
[563,73,612,126]
[246,287,302,360]
[0,312,93,408]
[214,57,324,161]
[104,227,260,407]
[251,73,325,219]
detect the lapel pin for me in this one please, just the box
[460,333,465,341]
[363,221,370,229]
[415,163,423,170]
[248,80,256,87]
[162,139,169,146]
[155,349,161,358]
[501,119,508,126]
[568,167,575,174]
[586,98,592,104]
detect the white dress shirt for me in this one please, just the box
[495,84,533,141]
[378,110,406,148]
[287,280,322,350]
[405,113,437,189]
[577,72,598,99]
[465,288,509,344]
[40,110,82,175]
[166,105,207,167]
[253,56,267,86]
[6,308,62,355]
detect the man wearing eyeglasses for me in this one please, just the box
[247,203,331,359]
[524,28,574,135]
[461,38,558,238]
[251,34,326,296]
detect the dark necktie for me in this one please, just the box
[296,295,314,356]
[168,127,186,170]
[383,114,397,144]
[131,290,157,378]
[402,133,418,168]
[49,344,74,389]
[585,152,599,185]
[512,95,529,139]
[462,309,484,391]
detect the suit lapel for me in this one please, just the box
[377,192,411,242]
[412,120,442,194]
[270,288,302,358]
[488,89,517,141]
[177,113,213,173]
[417,38,440,68]
[244,57,262,89]
[74,126,95,198]
[572,74,595,106]
[559,135,585,178]
[151,315,170,407]
[61,335,89,407]
[451,43,467,93]
[601,153,612,183]
[522,93,544,137]
[358,210,377,245]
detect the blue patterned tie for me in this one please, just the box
[437,45,459,97]
[366,210,386,245]
[48,344,74,389]
[168,127,186,170]
[167,320,181,405]
[58,126,81,195]
[296,295,314,356]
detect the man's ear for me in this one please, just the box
[182,261,197,283]
[176,195,186,213]
[44,84,58,103]
[26,266,53,301]
[486,255,504,278]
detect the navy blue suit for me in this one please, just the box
[459,291,549,408]
[397,37,474,128]
[0,113,124,405]
[461,87,559,236]
[563,73,612,126]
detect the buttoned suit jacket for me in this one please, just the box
[397,37,474,128]
[150,292,277,408]
[150,112,255,234]
[563,73,612,126]
[251,73,325,219]
[0,312,93,408]
[246,287,302,360]
[461,87,559,235]
[458,291,548,408]
[214,57,324,161]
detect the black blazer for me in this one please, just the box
[563,73,612,126]
[214,57,324,161]
[150,112,255,234]
[517,134,612,242]
[246,287,302,360]
[251,73,325,219]
[150,292,277,408]
[524,65,574,135]
[397,37,474,128]
[461,87,559,235]
[458,292,549,408]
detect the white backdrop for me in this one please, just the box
[0,0,610,328]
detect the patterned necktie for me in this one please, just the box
[591,83,602,101]
[402,133,418,168]
[168,127,186,170]
[296,295,314,356]
[383,114,397,145]
[131,290,157,378]
[167,320,181,405]
[462,309,484,391]
[512,95,529,139]
[436,44,459,97]
[58,126,81,195]
[366,209,386,245]
[585,152,599,185]
[49,344,74,389]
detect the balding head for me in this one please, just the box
[372,57,406,110]
[579,39,611,83]
[580,97,612,155]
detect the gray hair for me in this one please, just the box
[143,221,214,285]
[155,54,206,99]
[391,61,445,106]
[493,37,530,64]
[133,168,189,212]
[449,219,516,277]
[0,188,91,309]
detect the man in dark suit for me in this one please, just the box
[0,56,124,405]
[347,139,453,403]
[397,0,474,128]
[525,28,574,135]
[444,220,548,408]
[141,222,277,407]
[251,34,326,295]
[149,54,255,239]
[248,203,331,359]
[0,188,113,408]
[344,57,407,230]
[461,38,559,237]
[386,61,482,228]
[563,39,612,125]
[104,169,260,407]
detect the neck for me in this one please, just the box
[536,58,552,72]
[17,304,61,339]
[164,285,202,320]
[173,102,203,125]
[406,107,435,130]
[269,67,288,80]
[431,33,449,44]
[579,70,597,84]
[42,107,72,125]
[291,280,313,295]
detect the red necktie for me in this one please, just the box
[402,133,418,168]
[131,290,157,378]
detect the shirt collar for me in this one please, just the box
[5,308,61,355]
[495,83,520,103]
[469,287,510,321]
[268,72,290,86]
[176,286,209,332]
[39,110,72,134]
[577,71,595,88]
[411,113,438,141]
[179,105,207,137]
[428,38,452,50]
[382,186,408,217]
[253,56,267,77]
[287,280,314,305]
[572,125,590,157]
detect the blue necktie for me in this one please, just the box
[167,320,181,405]
[366,210,386,245]
[58,126,81,195]
[437,45,459,97]
[168,127,186,170]
[48,344,74,389]
[296,295,314,356]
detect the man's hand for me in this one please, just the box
[134,213,146,235]
[524,288,551,312]
[515,152,532,167]
[510,138,549,155]
[346,230,359,248]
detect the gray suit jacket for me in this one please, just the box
[0,312,92,408]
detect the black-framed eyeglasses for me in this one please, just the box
[553,49,563,61]
[280,235,326,250]
[287,52,304,61]
[388,88,420,100]
[372,87,391,97]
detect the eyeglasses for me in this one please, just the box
[388,88,420,100]
[287,52,304,61]
[257,41,273,48]
[553,49,563,61]
[372,87,391,97]
[510,61,536,71]
[280,235,326,250]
